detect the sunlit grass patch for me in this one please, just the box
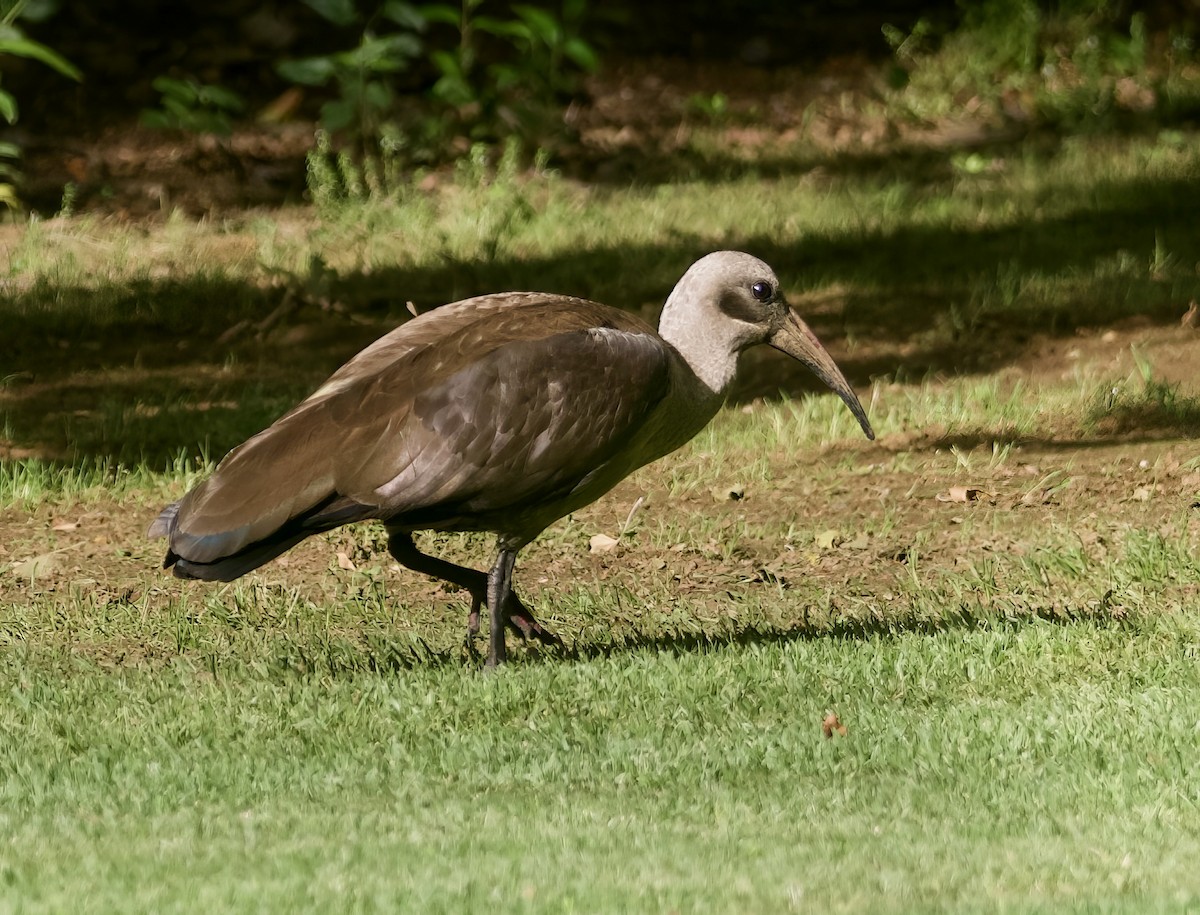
[0,455,192,506]
[3,612,1200,911]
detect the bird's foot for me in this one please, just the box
[463,596,483,660]
[504,600,563,648]
[463,593,562,650]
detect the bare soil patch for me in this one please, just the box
[5,376,1198,666]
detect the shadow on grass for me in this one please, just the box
[903,386,1200,451]
[2,143,1198,466]
[560,602,1133,662]
[277,602,1137,676]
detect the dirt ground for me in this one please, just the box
[3,435,1199,663]
[3,319,1198,643]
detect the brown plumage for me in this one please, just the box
[150,251,874,666]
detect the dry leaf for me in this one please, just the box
[589,533,619,554]
[336,551,356,571]
[815,529,841,550]
[257,85,304,124]
[937,485,990,503]
[1132,486,1153,502]
[11,552,62,581]
[52,521,80,532]
[822,712,848,739]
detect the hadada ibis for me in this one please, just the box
[149,251,875,666]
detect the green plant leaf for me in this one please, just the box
[489,62,522,93]
[320,98,357,133]
[300,0,358,26]
[418,3,460,26]
[162,97,193,120]
[277,56,338,86]
[16,0,61,23]
[0,182,20,208]
[332,33,420,73]
[362,79,393,111]
[429,48,465,80]
[513,5,561,45]
[471,14,526,40]
[563,37,598,71]
[0,140,20,158]
[197,84,244,112]
[0,89,16,124]
[151,76,199,104]
[429,51,474,107]
[382,0,425,30]
[0,35,80,80]
[140,109,173,131]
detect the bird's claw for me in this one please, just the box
[463,592,562,650]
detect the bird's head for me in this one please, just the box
[659,250,875,441]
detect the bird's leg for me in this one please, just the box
[385,531,561,650]
[485,548,517,667]
[466,596,482,642]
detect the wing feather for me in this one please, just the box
[155,295,664,566]
[357,326,672,531]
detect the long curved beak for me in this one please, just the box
[768,310,875,441]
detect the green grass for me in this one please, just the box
[3,615,1200,912]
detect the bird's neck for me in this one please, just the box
[657,303,744,397]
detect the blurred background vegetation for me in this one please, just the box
[0,0,1196,213]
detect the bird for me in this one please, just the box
[149,251,875,667]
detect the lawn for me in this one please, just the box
[2,109,1200,910]
[4,618,1200,912]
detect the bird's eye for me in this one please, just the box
[750,281,773,302]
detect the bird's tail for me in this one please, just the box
[149,494,374,582]
[168,530,314,581]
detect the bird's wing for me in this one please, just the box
[345,323,672,529]
[156,403,368,564]
[156,296,664,563]
[307,292,545,402]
